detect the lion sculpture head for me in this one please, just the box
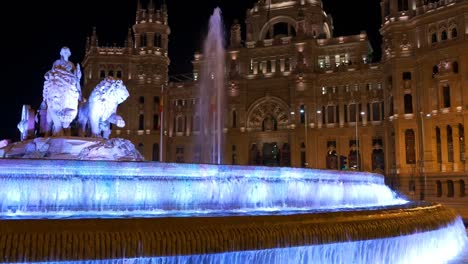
[78,77,129,138]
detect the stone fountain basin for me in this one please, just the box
[0,159,405,215]
[0,202,463,262]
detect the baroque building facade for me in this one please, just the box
[82,0,468,217]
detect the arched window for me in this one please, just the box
[272,22,296,38]
[460,124,465,161]
[460,180,466,197]
[441,30,448,41]
[442,84,451,108]
[447,125,454,162]
[117,70,122,79]
[372,148,385,171]
[100,70,106,78]
[176,116,184,133]
[431,33,437,43]
[108,70,114,77]
[326,150,338,169]
[404,94,413,114]
[436,180,442,197]
[436,126,442,163]
[447,180,454,197]
[139,114,144,130]
[405,129,416,164]
[139,96,145,104]
[451,27,458,38]
[152,143,159,161]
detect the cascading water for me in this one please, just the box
[0,158,466,263]
[195,7,226,164]
[0,159,407,217]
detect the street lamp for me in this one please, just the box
[300,106,308,167]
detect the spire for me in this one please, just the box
[136,0,142,22]
[148,0,155,21]
[85,37,90,53]
[125,28,134,48]
[162,0,168,25]
[90,27,98,47]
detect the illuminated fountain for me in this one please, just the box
[0,7,466,264]
[195,7,226,164]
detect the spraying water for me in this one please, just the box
[195,7,226,164]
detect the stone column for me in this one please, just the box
[440,125,448,172]
[452,124,461,172]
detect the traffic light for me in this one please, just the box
[339,155,347,170]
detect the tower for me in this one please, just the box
[82,0,171,161]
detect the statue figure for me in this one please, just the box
[78,77,129,139]
[17,105,36,141]
[42,47,82,136]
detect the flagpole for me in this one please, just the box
[160,84,164,162]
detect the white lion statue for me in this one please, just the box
[78,77,129,139]
[42,47,82,136]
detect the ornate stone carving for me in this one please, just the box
[78,77,129,139]
[42,47,82,136]
[247,97,289,130]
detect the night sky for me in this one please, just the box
[2,0,381,141]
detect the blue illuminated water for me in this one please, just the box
[26,221,468,264]
[0,158,466,263]
[0,159,407,219]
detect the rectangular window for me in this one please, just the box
[402,72,412,80]
[372,103,381,121]
[327,105,335,124]
[443,85,451,108]
[324,56,330,68]
[404,94,413,113]
[349,104,357,122]
[318,57,325,69]
[344,104,348,123]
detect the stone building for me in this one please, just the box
[82,0,169,161]
[82,0,468,217]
